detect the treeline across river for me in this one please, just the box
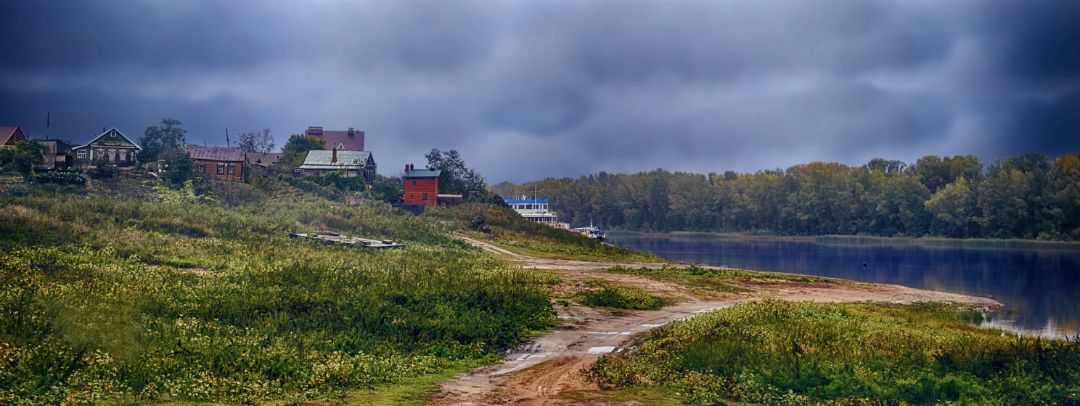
[491,153,1080,240]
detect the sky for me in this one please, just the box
[1,0,1078,182]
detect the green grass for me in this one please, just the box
[0,180,559,404]
[341,359,486,406]
[590,300,1080,405]
[602,265,830,295]
[572,280,670,310]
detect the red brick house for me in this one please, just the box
[305,126,365,151]
[0,126,27,146]
[403,164,440,207]
[187,144,246,182]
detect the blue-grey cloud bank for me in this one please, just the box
[1,0,1078,182]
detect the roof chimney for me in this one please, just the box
[331,146,338,163]
[348,127,355,136]
[306,126,323,136]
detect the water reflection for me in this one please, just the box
[608,234,1080,338]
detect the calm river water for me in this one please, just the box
[608,233,1080,338]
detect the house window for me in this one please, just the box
[422,193,429,201]
[217,163,225,175]
[77,150,86,159]
[411,180,417,186]
[227,164,235,175]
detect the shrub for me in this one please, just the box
[574,281,668,310]
[89,159,117,179]
[33,171,85,185]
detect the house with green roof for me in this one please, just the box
[296,148,376,184]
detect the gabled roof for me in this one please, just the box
[0,126,25,145]
[298,150,373,170]
[403,169,441,178]
[74,127,142,150]
[319,130,364,151]
[186,144,245,162]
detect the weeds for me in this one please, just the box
[573,280,669,310]
[590,300,1080,404]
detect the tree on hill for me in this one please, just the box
[280,134,325,170]
[138,118,187,164]
[238,128,275,153]
[425,148,498,202]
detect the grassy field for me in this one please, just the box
[0,180,560,404]
[590,300,1080,405]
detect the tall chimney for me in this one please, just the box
[331,147,338,163]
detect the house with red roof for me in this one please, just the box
[0,126,27,146]
[304,126,365,151]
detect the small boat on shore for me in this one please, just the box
[571,222,606,240]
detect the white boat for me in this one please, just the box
[571,222,606,240]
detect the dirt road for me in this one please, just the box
[430,236,1000,405]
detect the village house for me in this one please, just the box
[246,152,281,169]
[0,126,27,146]
[36,139,75,171]
[296,148,376,183]
[305,126,365,151]
[402,164,441,207]
[187,144,246,182]
[72,128,141,169]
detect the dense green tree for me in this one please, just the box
[161,148,194,188]
[138,118,187,163]
[913,155,983,192]
[425,148,490,201]
[0,140,44,181]
[279,134,325,170]
[1049,154,1080,239]
[925,177,979,237]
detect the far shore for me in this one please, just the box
[607,229,1080,250]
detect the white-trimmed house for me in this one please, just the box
[72,128,142,169]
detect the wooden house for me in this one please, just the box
[296,148,376,183]
[36,139,74,171]
[402,164,441,207]
[0,126,27,146]
[72,128,141,169]
[187,144,246,182]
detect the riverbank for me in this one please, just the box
[429,237,1006,405]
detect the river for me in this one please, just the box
[607,232,1080,338]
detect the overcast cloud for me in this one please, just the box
[1,0,1078,182]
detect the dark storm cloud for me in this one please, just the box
[1,0,1077,182]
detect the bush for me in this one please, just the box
[33,171,85,185]
[574,281,668,310]
[89,159,117,179]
